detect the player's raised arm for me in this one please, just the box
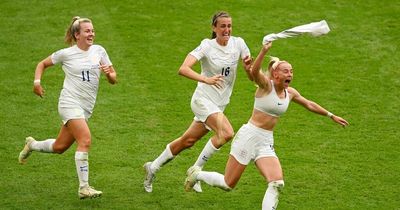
[251,42,272,89]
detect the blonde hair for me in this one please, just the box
[267,56,288,77]
[65,16,92,46]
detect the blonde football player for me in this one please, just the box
[185,42,349,209]
[18,16,117,199]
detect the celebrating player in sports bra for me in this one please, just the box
[185,42,349,210]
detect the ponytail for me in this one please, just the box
[268,56,280,71]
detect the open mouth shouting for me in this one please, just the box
[283,79,292,88]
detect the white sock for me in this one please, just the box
[30,139,55,153]
[75,151,89,187]
[262,180,284,210]
[197,171,231,191]
[150,144,174,173]
[194,139,219,168]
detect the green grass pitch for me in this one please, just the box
[0,0,399,209]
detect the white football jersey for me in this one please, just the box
[51,44,112,114]
[189,36,250,106]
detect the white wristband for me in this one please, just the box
[327,112,334,118]
[34,79,41,85]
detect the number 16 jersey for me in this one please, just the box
[189,36,250,106]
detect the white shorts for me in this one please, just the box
[230,122,277,165]
[191,91,226,123]
[58,103,91,125]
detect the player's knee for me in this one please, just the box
[77,138,91,150]
[220,130,234,142]
[225,130,235,141]
[52,145,68,154]
[268,180,284,192]
[182,137,198,148]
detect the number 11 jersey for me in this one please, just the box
[51,44,112,115]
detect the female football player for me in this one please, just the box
[185,42,349,210]
[143,11,252,193]
[19,16,117,199]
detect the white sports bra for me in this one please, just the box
[254,81,290,117]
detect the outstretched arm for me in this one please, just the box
[290,87,349,127]
[178,54,224,89]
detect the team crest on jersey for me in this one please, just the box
[231,54,239,61]
[91,64,100,70]
[89,55,100,64]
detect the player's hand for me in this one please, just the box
[242,55,253,72]
[33,84,44,98]
[204,75,224,89]
[332,115,349,127]
[99,62,114,75]
[262,42,272,52]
